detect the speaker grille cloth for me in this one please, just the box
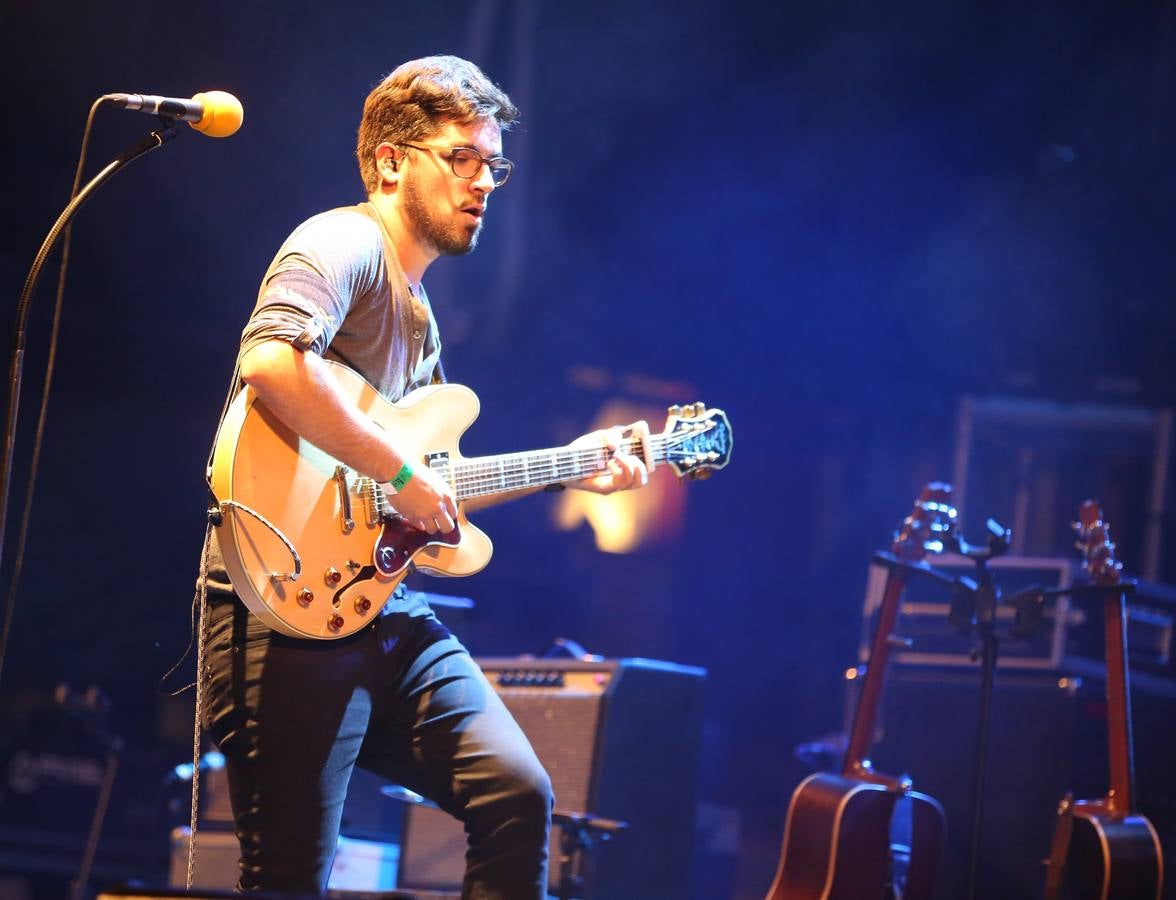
[399,684,606,892]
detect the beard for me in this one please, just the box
[400,171,482,257]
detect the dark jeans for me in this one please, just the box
[201,591,552,898]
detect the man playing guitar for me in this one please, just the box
[199,55,647,896]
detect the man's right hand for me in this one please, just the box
[385,463,458,533]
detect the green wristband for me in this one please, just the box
[388,462,414,493]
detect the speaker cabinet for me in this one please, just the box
[396,657,706,900]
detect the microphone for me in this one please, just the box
[107,90,244,138]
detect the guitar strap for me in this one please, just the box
[203,359,245,502]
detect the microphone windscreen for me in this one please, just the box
[190,90,244,138]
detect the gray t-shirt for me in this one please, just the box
[241,202,441,402]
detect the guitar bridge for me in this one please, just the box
[358,476,385,527]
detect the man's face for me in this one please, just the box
[398,117,503,257]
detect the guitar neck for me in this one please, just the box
[1103,590,1137,815]
[843,567,909,781]
[363,432,671,515]
[450,433,668,501]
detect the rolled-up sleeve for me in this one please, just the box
[240,269,342,357]
[238,209,383,359]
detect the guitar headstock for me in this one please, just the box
[662,402,733,481]
[1075,500,1123,586]
[893,482,957,562]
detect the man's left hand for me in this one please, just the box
[568,426,649,495]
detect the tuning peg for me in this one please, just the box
[667,404,683,418]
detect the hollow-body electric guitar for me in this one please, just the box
[209,359,732,639]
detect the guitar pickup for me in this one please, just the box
[426,451,451,484]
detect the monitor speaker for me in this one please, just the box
[396,657,706,900]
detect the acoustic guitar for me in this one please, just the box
[766,484,950,900]
[209,359,732,639]
[1043,501,1163,900]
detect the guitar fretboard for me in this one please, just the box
[360,434,679,516]
[449,436,665,499]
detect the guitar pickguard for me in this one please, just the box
[374,518,462,577]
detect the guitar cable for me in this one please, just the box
[159,356,249,890]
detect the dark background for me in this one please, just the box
[2,1,1175,897]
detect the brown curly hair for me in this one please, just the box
[356,55,519,194]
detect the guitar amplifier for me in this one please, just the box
[396,656,706,900]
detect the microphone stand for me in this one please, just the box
[0,116,178,683]
[942,519,1012,900]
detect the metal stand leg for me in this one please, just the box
[965,627,998,900]
[550,811,627,900]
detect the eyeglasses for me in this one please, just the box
[397,142,514,187]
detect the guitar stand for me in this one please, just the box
[941,518,1012,900]
[550,810,627,900]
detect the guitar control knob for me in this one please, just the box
[667,404,683,417]
[328,614,345,632]
[354,595,372,615]
[297,588,314,606]
[325,567,342,585]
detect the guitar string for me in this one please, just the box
[340,412,715,513]
[443,436,707,490]
[344,426,720,516]
[359,449,703,493]
[368,444,637,492]
[356,457,617,508]
[351,432,714,504]
[438,432,701,484]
